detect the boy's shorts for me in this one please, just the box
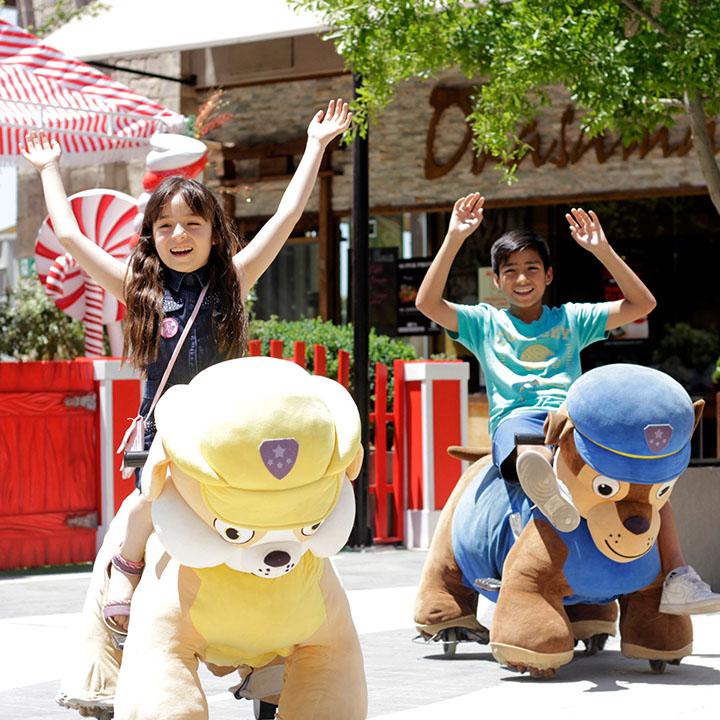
[492,411,550,480]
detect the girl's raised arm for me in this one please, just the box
[21,131,130,303]
[233,98,351,293]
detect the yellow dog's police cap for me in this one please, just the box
[154,356,361,529]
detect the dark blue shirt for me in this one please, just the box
[139,264,229,446]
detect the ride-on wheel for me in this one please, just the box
[442,628,458,658]
[649,657,681,674]
[583,633,609,655]
[77,711,113,720]
[253,699,278,719]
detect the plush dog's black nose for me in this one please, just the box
[622,516,650,535]
[264,551,291,567]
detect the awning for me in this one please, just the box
[0,20,182,166]
[44,0,327,62]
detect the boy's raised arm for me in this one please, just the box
[20,131,129,303]
[234,98,351,294]
[566,208,656,331]
[416,193,485,333]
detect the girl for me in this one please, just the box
[21,98,352,633]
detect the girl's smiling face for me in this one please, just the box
[153,193,214,272]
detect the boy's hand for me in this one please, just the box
[19,130,62,172]
[307,98,352,146]
[448,193,485,241]
[566,208,611,257]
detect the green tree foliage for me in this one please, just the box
[293,0,720,212]
[0,275,85,360]
[651,322,720,392]
[26,0,110,38]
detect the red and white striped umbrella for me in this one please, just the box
[0,20,181,165]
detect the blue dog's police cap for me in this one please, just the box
[566,364,696,484]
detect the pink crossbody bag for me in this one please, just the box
[116,283,209,478]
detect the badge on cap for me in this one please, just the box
[644,424,673,454]
[259,438,299,479]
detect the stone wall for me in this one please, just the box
[670,466,720,591]
[209,72,713,221]
[17,52,714,256]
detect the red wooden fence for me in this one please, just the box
[248,339,351,390]
[0,342,408,569]
[0,361,99,569]
[368,359,406,543]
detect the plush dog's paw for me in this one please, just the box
[620,640,693,661]
[491,642,573,676]
[506,663,558,679]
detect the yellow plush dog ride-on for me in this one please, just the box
[111,356,367,720]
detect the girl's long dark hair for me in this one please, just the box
[122,176,247,373]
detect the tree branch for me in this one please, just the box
[685,90,720,215]
[620,0,667,34]
[659,98,684,109]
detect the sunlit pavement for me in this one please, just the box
[1,547,718,719]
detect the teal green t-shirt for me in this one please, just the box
[449,302,610,435]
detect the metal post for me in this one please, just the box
[349,73,372,547]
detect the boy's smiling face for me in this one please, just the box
[494,247,553,320]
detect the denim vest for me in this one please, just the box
[139,264,228,448]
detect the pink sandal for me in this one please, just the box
[102,553,145,635]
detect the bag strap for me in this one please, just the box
[146,282,209,418]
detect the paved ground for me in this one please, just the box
[1,546,719,719]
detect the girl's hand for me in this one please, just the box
[19,130,62,172]
[307,98,352,146]
[566,208,610,256]
[448,193,485,241]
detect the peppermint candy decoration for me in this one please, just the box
[35,189,137,357]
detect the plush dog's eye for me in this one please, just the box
[301,522,323,537]
[656,480,676,499]
[213,519,255,544]
[592,476,620,498]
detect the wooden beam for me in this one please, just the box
[219,158,236,220]
[328,184,716,219]
[318,154,337,322]
[218,136,343,162]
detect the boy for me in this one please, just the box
[416,192,720,615]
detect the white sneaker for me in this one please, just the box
[516,450,580,532]
[659,566,720,615]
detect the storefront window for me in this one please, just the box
[340,212,432,355]
[252,237,319,320]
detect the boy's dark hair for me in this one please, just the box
[491,229,552,276]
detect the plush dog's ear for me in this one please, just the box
[306,476,356,557]
[691,399,705,436]
[544,410,574,446]
[141,435,171,501]
[310,375,362,476]
[345,445,364,481]
[447,445,492,462]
